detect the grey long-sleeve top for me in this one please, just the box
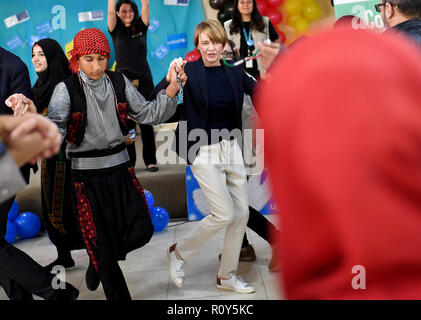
[47,71,177,157]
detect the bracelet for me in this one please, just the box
[175,75,184,103]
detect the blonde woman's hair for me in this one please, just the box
[193,19,227,48]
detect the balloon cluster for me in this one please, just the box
[255,0,286,43]
[5,201,41,244]
[210,0,235,25]
[210,0,324,43]
[284,0,322,34]
[144,190,170,232]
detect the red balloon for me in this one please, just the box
[185,48,201,62]
[266,0,283,8]
[277,30,286,44]
[273,23,286,43]
[256,0,268,15]
[266,8,283,25]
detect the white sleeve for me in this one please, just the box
[0,151,26,204]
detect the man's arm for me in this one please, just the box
[125,59,186,124]
[124,76,178,125]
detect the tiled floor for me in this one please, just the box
[0,216,284,300]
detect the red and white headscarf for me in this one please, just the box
[69,28,111,73]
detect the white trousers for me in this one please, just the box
[177,139,249,279]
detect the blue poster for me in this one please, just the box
[0,1,204,86]
[167,33,187,50]
[7,35,23,51]
[153,44,169,61]
[36,21,53,35]
[148,17,160,33]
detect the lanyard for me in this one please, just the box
[242,27,254,47]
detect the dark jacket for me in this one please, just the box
[0,47,33,114]
[171,58,256,164]
[0,47,35,183]
[391,19,421,48]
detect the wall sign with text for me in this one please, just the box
[334,0,384,30]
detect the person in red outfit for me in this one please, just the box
[258,29,421,299]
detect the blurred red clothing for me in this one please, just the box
[258,29,421,299]
[184,48,201,62]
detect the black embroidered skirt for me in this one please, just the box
[70,161,154,271]
[41,150,84,251]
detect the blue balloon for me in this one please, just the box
[144,190,154,208]
[150,207,169,232]
[14,212,41,238]
[7,200,19,221]
[5,221,17,244]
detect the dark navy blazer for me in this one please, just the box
[0,47,33,115]
[0,47,35,182]
[171,58,257,164]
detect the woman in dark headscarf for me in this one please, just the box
[32,39,71,115]
[31,38,84,271]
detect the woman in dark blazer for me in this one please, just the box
[168,19,257,294]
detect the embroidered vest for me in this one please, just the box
[63,71,129,147]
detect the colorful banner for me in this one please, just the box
[334,0,384,30]
[0,1,204,86]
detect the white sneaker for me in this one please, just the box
[168,244,185,288]
[216,275,255,294]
